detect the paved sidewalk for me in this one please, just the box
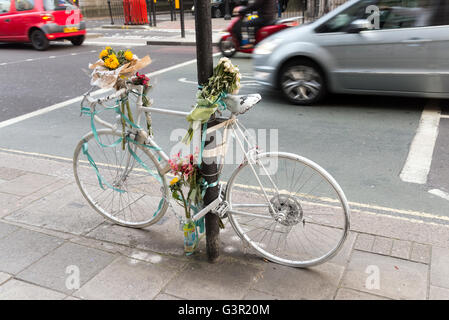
[0,149,448,300]
[86,16,230,45]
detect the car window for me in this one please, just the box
[43,0,76,11]
[429,0,449,26]
[15,0,34,11]
[378,0,435,29]
[0,0,11,13]
[317,0,437,32]
[316,0,377,33]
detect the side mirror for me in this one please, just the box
[347,19,371,33]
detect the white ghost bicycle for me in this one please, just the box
[73,83,350,268]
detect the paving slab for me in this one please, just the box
[429,286,449,300]
[430,246,449,289]
[74,256,180,300]
[5,183,104,235]
[334,288,390,300]
[372,236,393,256]
[351,210,449,248]
[164,256,264,300]
[391,239,412,260]
[411,242,432,264]
[341,250,428,300]
[0,179,70,218]
[0,173,59,197]
[0,167,27,181]
[0,221,19,239]
[329,231,357,266]
[17,242,115,294]
[0,228,64,274]
[0,193,21,218]
[0,272,11,285]
[86,214,187,256]
[354,233,375,252]
[0,279,66,300]
[0,152,74,181]
[252,262,344,300]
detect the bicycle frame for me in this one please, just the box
[82,85,279,223]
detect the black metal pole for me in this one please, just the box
[224,0,231,20]
[180,0,185,38]
[194,0,220,263]
[148,0,153,26]
[151,0,157,26]
[170,0,174,21]
[107,0,114,25]
[146,0,152,27]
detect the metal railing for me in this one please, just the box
[280,0,348,23]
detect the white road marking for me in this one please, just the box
[441,114,449,119]
[400,101,441,184]
[0,53,220,129]
[0,49,103,66]
[84,41,148,47]
[429,189,449,201]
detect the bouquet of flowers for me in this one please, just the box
[183,57,241,144]
[89,46,152,90]
[168,153,204,253]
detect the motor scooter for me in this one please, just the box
[218,6,299,57]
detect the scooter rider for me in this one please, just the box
[232,0,277,49]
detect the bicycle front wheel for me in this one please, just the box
[73,129,169,228]
[226,152,350,268]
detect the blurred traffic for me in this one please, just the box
[253,0,449,104]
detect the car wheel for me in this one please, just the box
[30,29,50,51]
[218,37,236,58]
[213,7,222,18]
[70,35,85,46]
[279,59,326,105]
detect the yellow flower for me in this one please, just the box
[105,46,112,50]
[104,54,120,70]
[170,177,180,186]
[124,50,133,61]
[99,49,108,59]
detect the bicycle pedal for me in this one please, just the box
[213,200,229,218]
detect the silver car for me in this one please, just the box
[253,0,449,105]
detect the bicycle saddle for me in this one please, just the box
[223,94,262,115]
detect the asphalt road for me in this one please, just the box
[0,43,448,225]
[0,43,198,121]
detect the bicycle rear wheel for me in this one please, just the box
[226,152,350,268]
[73,129,169,228]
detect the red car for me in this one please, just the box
[0,0,86,50]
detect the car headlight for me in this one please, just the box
[254,38,283,55]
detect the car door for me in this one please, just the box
[0,0,14,39]
[314,0,436,93]
[9,0,37,39]
[424,0,449,93]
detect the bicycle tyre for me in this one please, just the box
[226,152,350,268]
[73,129,169,228]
